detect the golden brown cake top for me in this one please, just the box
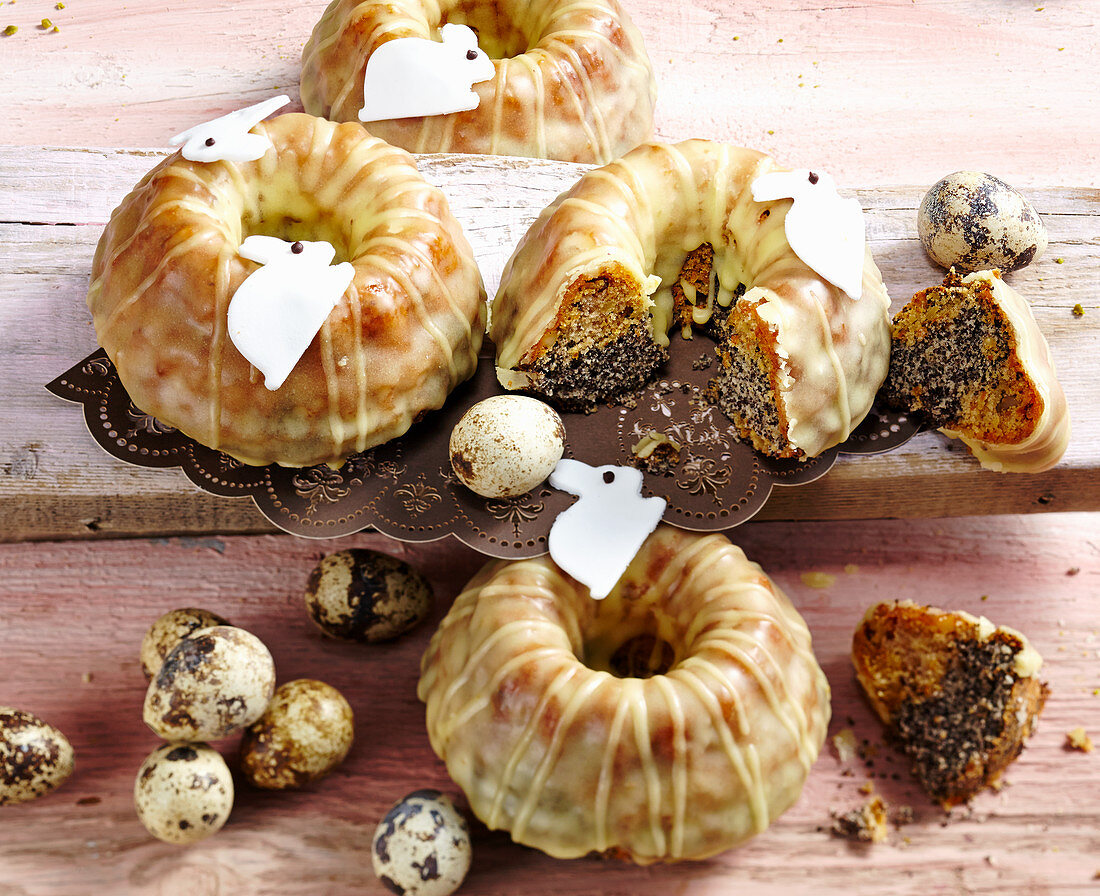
[418,525,831,862]
[88,113,486,467]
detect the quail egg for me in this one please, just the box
[239,679,354,789]
[143,625,276,742]
[134,742,233,844]
[918,171,1047,274]
[449,395,565,498]
[305,549,432,643]
[0,707,75,805]
[372,790,472,896]
[140,607,231,680]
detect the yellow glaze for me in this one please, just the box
[939,270,1070,473]
[418,525,831,863]
[491,140,892,457]
[88,113,486,467]
[300,0,656,164]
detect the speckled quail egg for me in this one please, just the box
[372,790,472,896]
[305,549,433,643]
[0,707,75,805]
[918,171,1048,274]
[143,625,276,742]
[239,679,354,790]
[449,395,566,498]
[134,742,233,844]
[140,607,231,680]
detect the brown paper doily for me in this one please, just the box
[48,337,918,557]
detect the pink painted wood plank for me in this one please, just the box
[2,1,1098,187]
[1,517,1097,894]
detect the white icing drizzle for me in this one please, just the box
[653,675,688,858]
[359,24,494,122]
[492,141,893,460]
[89,113,484,466]
[169,95,289,163]
[594,683,633,850]
[750,168,867,299]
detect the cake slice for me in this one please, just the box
[852,600,1048,808]
[883,268,1069,472]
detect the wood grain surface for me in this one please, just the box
[2,148,1097,541]
[2,518,1098,895]
[2,0,1099,894]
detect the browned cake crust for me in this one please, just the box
[300,0,656,164]
[491,141,894,461]
[852,600,1048,808]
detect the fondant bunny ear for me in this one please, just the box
[750,169,835,203]
[169,95,290,163]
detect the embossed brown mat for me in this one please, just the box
[48,336,918,557]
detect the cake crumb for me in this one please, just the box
[629,431,682,475]
[800,571,836,589]
[1065,727,1094,752]
[830,796,888,844]
[832,727,857,762]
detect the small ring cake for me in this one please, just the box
[300,0,657,164]
[884,268,1070,473]
[88,113,486,467]
[418,525,831,863]
[490,140,893,459]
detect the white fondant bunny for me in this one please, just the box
[359,23,495,123]
[169,95,290,163]
[227,235,355,391]
[548,459,667,599]
[751,168,867,299]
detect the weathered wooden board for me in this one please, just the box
[1,517,1097,895]
[2,0,1100,893]
[1,147,1097,542]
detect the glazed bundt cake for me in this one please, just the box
[852,600,1048,808]
[490,140,893,459]
[418,525,831,863]
[300,0,657,164]
[883,268,1070,472]
[87,112,486,467]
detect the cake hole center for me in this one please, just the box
[240,208,351,266]
[440,1,535,58]
[581,603,682,679]
[607,634,675,679]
